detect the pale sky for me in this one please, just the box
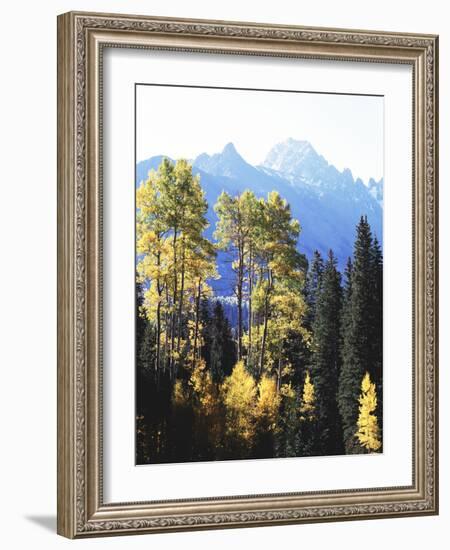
[136,84,383,184]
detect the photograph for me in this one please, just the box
[135,84,384,465]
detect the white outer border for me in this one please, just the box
[102,48,412,503]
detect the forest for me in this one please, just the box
[136,157,383,464]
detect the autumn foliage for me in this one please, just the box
[355,372,382,452]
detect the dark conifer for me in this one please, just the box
[209,301,236,381]
[310,249,343,455]
[340,257,353,357]
[304,250,325,330]
[370,235,383,440]
[338,216,377,453]
[199,298,212,368]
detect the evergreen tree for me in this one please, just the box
[338,216,377,453]
[370,236,383,437]
[199,298,212,368]
[304,250,325,330]
[289,250,324,388]
[274,384,301,458]
[136,279,152,463]
[138,322,155,373]
[136,278,147,362]
[343,257,353,298]
[209,301,236,381]
[340,256,353,373]
[282,330,310,388]
[310,250,343,455]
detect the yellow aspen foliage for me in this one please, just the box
[258,285,310,379]
[355,372,382,452]
[300,371,315,418]
[189,358,224,449]
[190,359,218,414]
[280,382,296,400]
[255,375,281,430]
[221,361,257,442]
[173,379,189,408]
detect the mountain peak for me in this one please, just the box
[222,142,239,156]
[262,138,328,181]
[193,142,251,179]
[285,137,315,153]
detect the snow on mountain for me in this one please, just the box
[262,138,329,183]
[368,177,384,206]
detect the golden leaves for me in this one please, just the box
[355,372,381,452]
[255,375,281,430]
[300,371,315,418]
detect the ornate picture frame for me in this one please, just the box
[57,11,438,538]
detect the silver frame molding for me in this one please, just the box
[57,11,439,538]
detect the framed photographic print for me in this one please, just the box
[57,11,439,538]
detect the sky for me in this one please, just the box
[136,84,384,185]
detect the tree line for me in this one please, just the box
[136,158,383,463]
